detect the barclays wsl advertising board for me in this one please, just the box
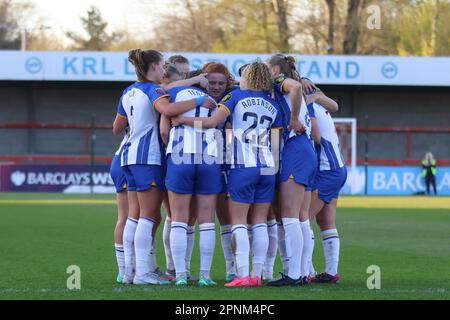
[0,164,449,195]
[0,51,450,86]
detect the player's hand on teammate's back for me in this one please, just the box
[288,118,305,135]
[305,92,318,104]
[305,90,325,105]
[301,77,317,95]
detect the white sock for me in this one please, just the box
[162,216,174,272]
[220,225,235,276]
[148,237,158,272]
[231,224,249,278]
[123,217,138,277]
[309,228,316,276]
[247,225,253,257]
[322,229,340,276]
[300,220,312,277]
[185,225,195,277]
[250,223,268,278]
[277,222,288,274]
[282,217,303,280]
[114,243,125,277]
[199,223,216,279]
[134,217,154,277]
[170,221,188,278]
[264,220,278,278]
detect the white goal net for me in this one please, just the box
[333,118,358,195]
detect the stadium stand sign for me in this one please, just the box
[1,51,450,86]
[343,166,450,195]
[0,165,115,193]
[0,164,449,195]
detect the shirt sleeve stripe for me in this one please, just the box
[117,113,127,119]
[280,79,287,93]
[218,104,231,115]
[152,94,171,107]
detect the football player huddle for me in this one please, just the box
[110,50,347,287]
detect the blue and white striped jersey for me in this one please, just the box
[117,82,168,166]
[307,102,345,171]
[166,86,218,157]
[114,128,130,156]
[219,89,283,169]
[273,75,312,142]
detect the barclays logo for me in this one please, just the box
[25,57,43,74]
[11,171,26,186]
[381,62,398,79]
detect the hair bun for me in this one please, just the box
[128,49,143,66]
[286,56,297,69]
[286,56,296,63]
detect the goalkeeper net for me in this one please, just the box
[333,118,358,195]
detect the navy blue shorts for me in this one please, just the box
[220,164,230,194]
[110,155,127,193]
[279,134,317,188]
[122,164,165,192]
[312,166,347,204]
[228,167,276,203]
[165,154,222,195]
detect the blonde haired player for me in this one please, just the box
[172,62,284,287]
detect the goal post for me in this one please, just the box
[333,118,358,195]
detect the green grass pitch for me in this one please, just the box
[0,193,449,300]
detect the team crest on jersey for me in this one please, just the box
[155,88,166,95]
[221,93,232,103]
[275,75,285,84]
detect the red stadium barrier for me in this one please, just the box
[0,155,112,165]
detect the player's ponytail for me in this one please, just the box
[286,55,301,82]
[128,49,163,82]
[268,53,301,82]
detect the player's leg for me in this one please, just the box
[148,210,162,276]
[263,205,278,280]
[217,192,236,282]
[224,168,255,287]
[195,160,222,286]
[110,155,129,283]
[308,190,325,279]
[299,190,313,283]
[185,198,197,281]
[271,191,288,276]
[268,178,305,286]
[248,202,271,286]
[196,194,218,286]
[114,190,128,283]
[132,164,168,285]
[162,191,175,279]
[165,154,196,285]
[134,187,162,282]
[121,165,140,284]
[315,199,340,284]
[224,200,251,287]
[314,166,346,284]
[168,191,191,284]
